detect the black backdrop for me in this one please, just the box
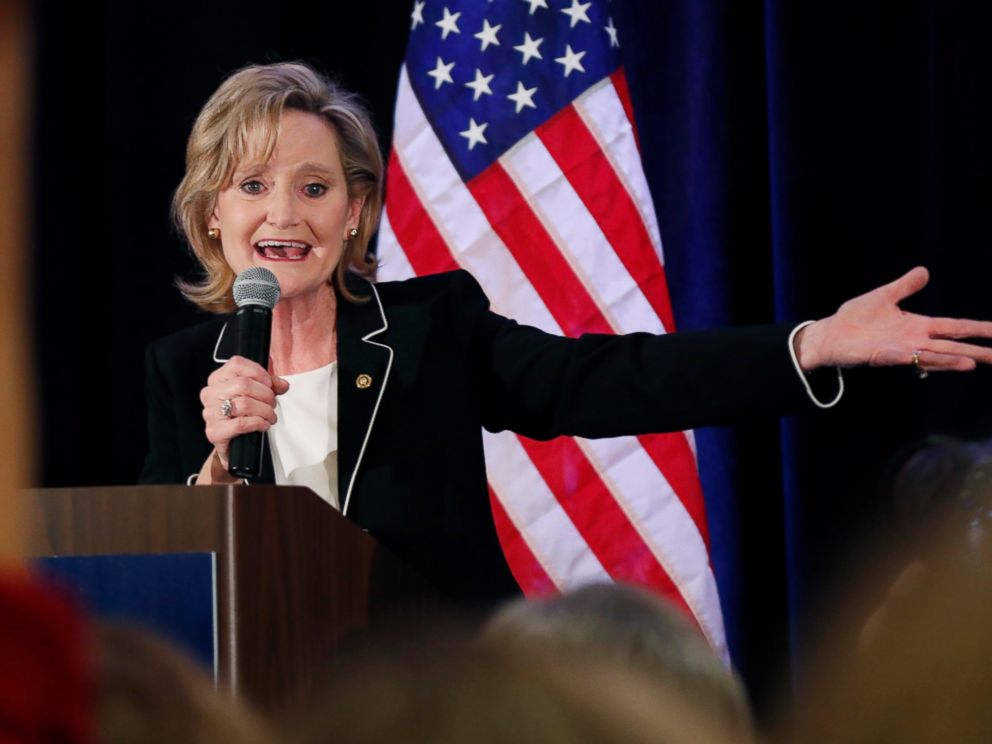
[31,0,992,716]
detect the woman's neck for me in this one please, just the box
[269,285,337,375]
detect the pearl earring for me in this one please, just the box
[207,228,220,240]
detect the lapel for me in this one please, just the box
[210,276,394,509]
[336,275,394,516]
[212,313,276,484]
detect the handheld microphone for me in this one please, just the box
[228,267,281,479]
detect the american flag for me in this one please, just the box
[378,0,726,656]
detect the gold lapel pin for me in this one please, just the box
[356,374,373,389]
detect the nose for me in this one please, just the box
[266,183,300,229]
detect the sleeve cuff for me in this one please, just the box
[788,321,844,409]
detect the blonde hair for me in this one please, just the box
[97,621,275,744]
[172,62,383,312]
[290,643,734,744]
[482,583,754,742]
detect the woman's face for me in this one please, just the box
[210,109,363,302]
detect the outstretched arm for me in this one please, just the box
[795,267,992,374]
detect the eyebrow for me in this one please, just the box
[233,161,337,179]
[232,162,268,179]
[296,161,336,178]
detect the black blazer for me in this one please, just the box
[141,270,821,601]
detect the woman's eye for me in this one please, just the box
[304,183,328,197]
[239,180,264,195]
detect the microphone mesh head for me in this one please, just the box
[232,267,281,309]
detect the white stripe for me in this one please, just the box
[212,321,230,363]
[342,283,393,517]
[376,211,416,282]
[392,67,558,333]
[484,429,611,586]
[576,79,664,259]
[500,133,665,335]
[577,435,725,657]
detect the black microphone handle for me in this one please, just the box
[228,305,273,479]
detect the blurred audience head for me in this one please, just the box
[860,437,992,647]
[482,582,753,741]
[290,638,731,744]
[881,435,992,552]
[778,436,992,743]
[0,571,93,744]
[96,621,273,744]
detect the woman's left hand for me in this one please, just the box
[796,267,992,374]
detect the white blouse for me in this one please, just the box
[268,361,339,510]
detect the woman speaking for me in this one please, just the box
[141,62,992,601]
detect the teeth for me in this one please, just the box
[257,240,310,249]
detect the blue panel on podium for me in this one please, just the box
[35,553,216,673]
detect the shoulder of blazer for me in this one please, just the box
[147,315,231,370]
[371,268,488,307]
[370,269,493,337]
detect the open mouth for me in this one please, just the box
[255,240,313,261]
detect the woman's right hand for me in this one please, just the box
[197,356,290,482]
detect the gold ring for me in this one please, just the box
[912,350,928,380]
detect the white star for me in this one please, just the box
[435,6,461,39]
[514,32,544,65]
[561,0,592,27]
[465,68,495,101]
[554,44,586,77]
[459,118,489,150]
[507,81,538,113]
[604,17,619,47]
[522,0,548,14]
[410,1,425,30]
[474,19,502,51]
[427,57,455,89]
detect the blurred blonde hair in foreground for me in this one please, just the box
[0,0,35,563]
[97,622,273,744]
[483,582,753,742]
[0,7,95,743]
[776,440,992,743]
[290,640,733,744]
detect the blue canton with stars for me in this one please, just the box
[406,0,622,181]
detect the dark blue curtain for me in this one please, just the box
[616,0,992,710]
[31,0,992,719]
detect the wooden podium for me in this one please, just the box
[29,485,438,711]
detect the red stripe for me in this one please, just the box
[610,68,640,152]
[467,163,612,337]
[518,435,698,621]
[536,104,675,332]
[489,485,558,597]
[638,433,709,548]
[385,151,460,274]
